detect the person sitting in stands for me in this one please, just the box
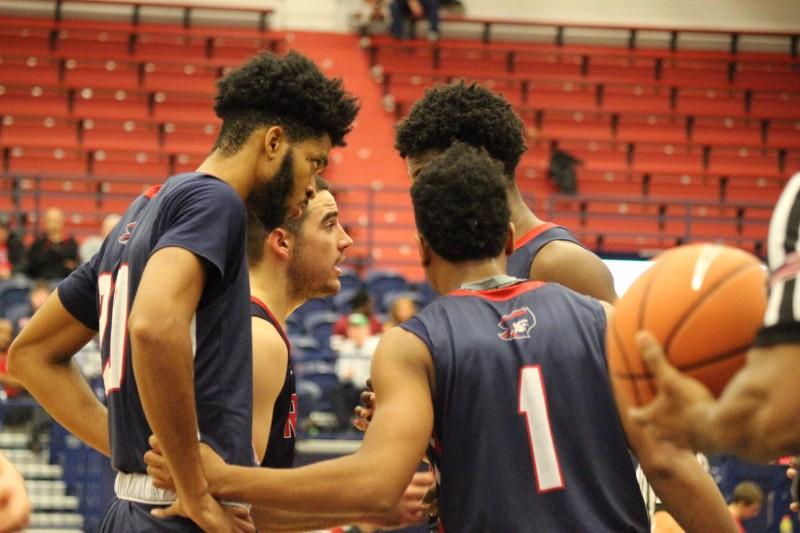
[25,208,78,280]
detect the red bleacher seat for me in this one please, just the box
[708,148,781,177]
[616,116,687,144]
[152,96,216,123]
[735,69,800,92]
[726,184,782,203]
[538,112,612,142]
[163,122,219,155]
[690,218,740,240]
[557,140,629,172]
[1,119,78,150]
[588,57,655,85]
[91,151,170,179]
[603,86,672,115]
[134,34,208,63]
[528,85,596,113]
[0,33,51,57]
[677,90,746,118]
[6,147,87,177]
[647,173,720,200]
[63,60,140,91]
[767,121,800,149]
[0,89,69,118]
[751,94,800,120]
[740,221,769,241]
[72,91,150,121]
[692,117,762,146]
[142,66,218,96]
[659,63,730,89]
[0,59,60,86]
[634,146,704,174]
[56,34,130,61]
[82,123,160,152]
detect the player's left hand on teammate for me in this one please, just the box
[353,380,375,432]
[145,435,228,496]
[151,494,255,533]
[787,457,799,513]
[628,331,715,450]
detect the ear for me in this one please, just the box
[263,126,287,160]
[415,234,431,267]
[504,222,515,256]
[266,228,291,261]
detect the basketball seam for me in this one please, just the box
[663,262,760,355]
[612,340,751,379]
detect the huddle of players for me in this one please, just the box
[6,48,795,532]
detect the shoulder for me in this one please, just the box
[531,240,617,302]
[252,317,289,361]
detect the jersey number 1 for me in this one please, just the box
[518,365,565,492]
[98,264,129,394]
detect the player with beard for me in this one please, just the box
[8,51,358,532]
[242,177,431,529]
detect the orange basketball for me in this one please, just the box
[607,243,768,407]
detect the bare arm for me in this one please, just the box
[7,291,108,455]
[129,246,231,529]
[251,319,289,463]
[633,332,800,462]
[603,304,736,533]
[209,327,434,523]
[531,240,617,303]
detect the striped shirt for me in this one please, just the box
[757,172,800,347]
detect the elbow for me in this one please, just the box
[7,338,34,382]
[128,312,174,352]
[353,467,405,515]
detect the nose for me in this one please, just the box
[340,227,354,250]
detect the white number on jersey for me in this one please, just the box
[99,264,129,394]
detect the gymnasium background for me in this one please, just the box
[0,0,798,531]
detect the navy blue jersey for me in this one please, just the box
[507,222,583,279]
[401,281,649,532]
[250,296,296,469]
[59,173,254,473]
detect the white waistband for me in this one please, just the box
[114,472,252,511]
[115,472,177,505]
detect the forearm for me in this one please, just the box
[647,450,737,533]
[11,355,109,456]
[131,327,206,499]
[215,453,403,515]
[252,506,378,532]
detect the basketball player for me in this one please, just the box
[7,51,358,532]
[394,81,617,301]
[0,452,30,533]
[632,172,800,463]
[146,143,735,532]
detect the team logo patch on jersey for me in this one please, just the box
[118,222,137,245]
[497,307,536,341]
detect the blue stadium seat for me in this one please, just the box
[292,297,335,327]
[338,267,363,292]
[365,270,408,307]
[332,287,360,312]
[303,310,339,347]
[0,278,30,318]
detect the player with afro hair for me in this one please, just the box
[394,81,616,303]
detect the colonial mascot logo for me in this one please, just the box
[497,307,536,341]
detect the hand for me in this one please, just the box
[0,457,31,533]
[788,457,799,513]
[628,331,716,450]
[353,379,375,432]
[364,471,435,529]
[145,436,227,496]
[408,0,424,17]
[151,493,255,533]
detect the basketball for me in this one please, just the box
[607,243,768,407]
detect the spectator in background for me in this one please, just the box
[333,312,380,430]
[0,219,25,280]
[728,482,764,532]
[383,295,417,331]
[333,289,382,337]
[390,0,440,41]
[25,208,78,280]
[356,0,388,36]
[78,213,121,264]
[7,281,51,335]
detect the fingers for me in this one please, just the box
[359,390,375,410]
[636,331,674,384]
[148,435,162,453]
[226,506,256,533]
[151,501,184,520]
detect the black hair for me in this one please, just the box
[411,142,510,262]
[395,81,526,181]
[214,51,359,155]
[246,176,330,266]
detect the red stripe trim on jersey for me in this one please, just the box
[144,184,162,198]
[449,280,546,301]
[514,222,557,251]
[250,296,291,352]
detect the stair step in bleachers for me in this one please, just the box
[28,512,84,529]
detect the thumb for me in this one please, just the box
[151,502,182,520]
[636,330,673,383]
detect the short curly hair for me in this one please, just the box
[395,81,526,181]
[214,51,359,155]
[411,142,510,263]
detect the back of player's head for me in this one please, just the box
[246,176,330,266]
[731,481,765,506]
[214,51,359,155]
[411,141,510,262]
[395,81,526,181]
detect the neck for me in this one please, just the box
[507,184,542,239]
[433,257,508,294]
[47,231,62,242]
[196,149,257,202]
[249,264,303,326]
